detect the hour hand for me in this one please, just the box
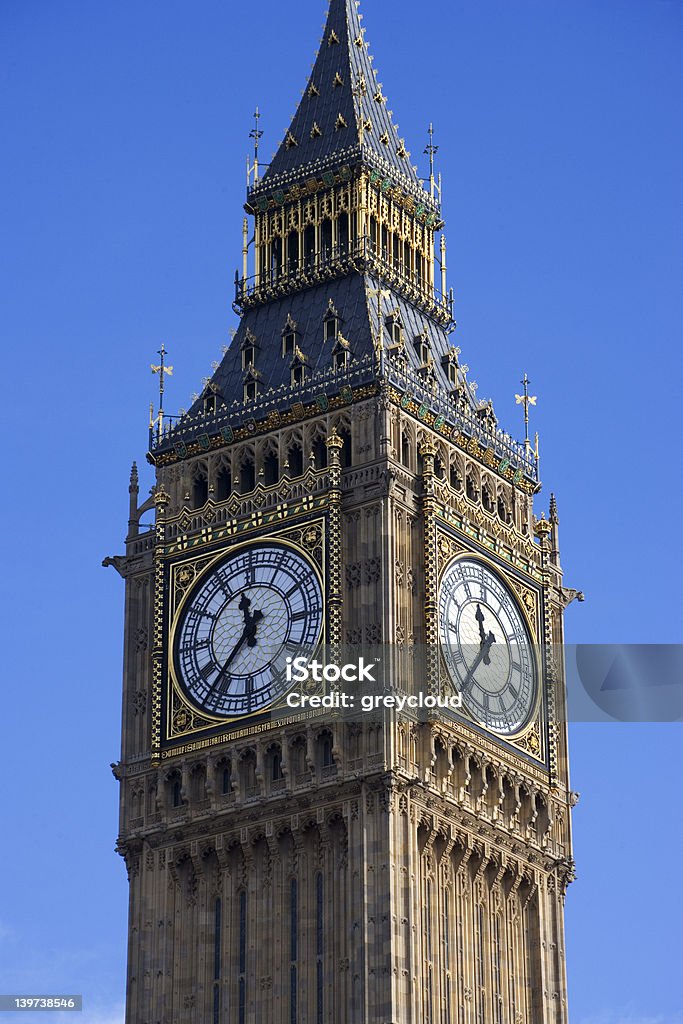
[475,603,486,645]
[482,629,495,666]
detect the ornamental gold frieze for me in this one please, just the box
[435,509,542,586]
[247,162,440,225]
[159,709,320,760]
[160,494,329,558]
[150,382,379,468]
[387,385,536,494]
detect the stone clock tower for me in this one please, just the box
[107,1,577,1021]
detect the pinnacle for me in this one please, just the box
[261,0,422,192]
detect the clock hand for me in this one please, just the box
[482,628,496,666]
[224,626,249,669]
[210,595,267,693]
[239,594,265,647]
[462,631,496,691]
[475,603,486,645]
[475,603,496,665]
[462,645,486,693]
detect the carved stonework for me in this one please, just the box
[116,4,573,1019]
[514,724,542,759]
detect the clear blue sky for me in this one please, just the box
[1,2,681,1022]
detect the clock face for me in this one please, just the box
[173,542,323,718]
[438,557,537,736]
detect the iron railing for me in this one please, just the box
[233,236,454,329]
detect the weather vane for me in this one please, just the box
[151,344,173,442]
[424,123,439,200]
[515,372,537,455]
[248,108,264,185]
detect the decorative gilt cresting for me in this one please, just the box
[150,485,170,764]
[420,438,439,697]
[326,429,344,654]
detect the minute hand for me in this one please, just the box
[461,633,495,693]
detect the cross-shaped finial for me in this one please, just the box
[150,345,174,441]
[515,372,538,453]
[424,123,439,199]
[248,108,264,184]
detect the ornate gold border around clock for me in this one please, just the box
[435,533,540,643]
[432,524,546,760]
[151,515,327,758]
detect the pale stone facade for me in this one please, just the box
[108,2,575,1021]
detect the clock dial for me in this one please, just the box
[173,542,323,718]
[438,557,537,736]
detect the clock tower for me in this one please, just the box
[107,1,577,1021]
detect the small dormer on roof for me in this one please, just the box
[385,311,403,346]
[323,298,342,341]
[290,345,310,368]
[241,328,259,370]
[332,331,351,370]
[242,362,262,403]
[281,313,299,357]
[200,380,222,416]
[290,344,310,386]
[414,328,432,368]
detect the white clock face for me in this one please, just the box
[438,557,537,736]
[174,542,323,718]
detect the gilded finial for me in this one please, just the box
[534,513,552,540]
[326,428,344,451]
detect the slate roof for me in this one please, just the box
[158,273,478,452]
[259,0,423,195]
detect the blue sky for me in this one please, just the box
[1,1,681,1021]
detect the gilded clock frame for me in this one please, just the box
[155,516,327,755]
[434,525,548,762]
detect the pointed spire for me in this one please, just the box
[261,0,421,192]
[549,493,561,567]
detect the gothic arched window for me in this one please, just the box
[313,436,328,470]
[238,890,247,1024]
[287,230,298,272]
[338,211,349,253]
[213,897,222,1024]
[192,466,208,509]
[239,456,255,494]
[264,450,279,486]
[315,872,324,1023]
[287,444,304,477]
[290,877,298,1024]
[215,463,232,501]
